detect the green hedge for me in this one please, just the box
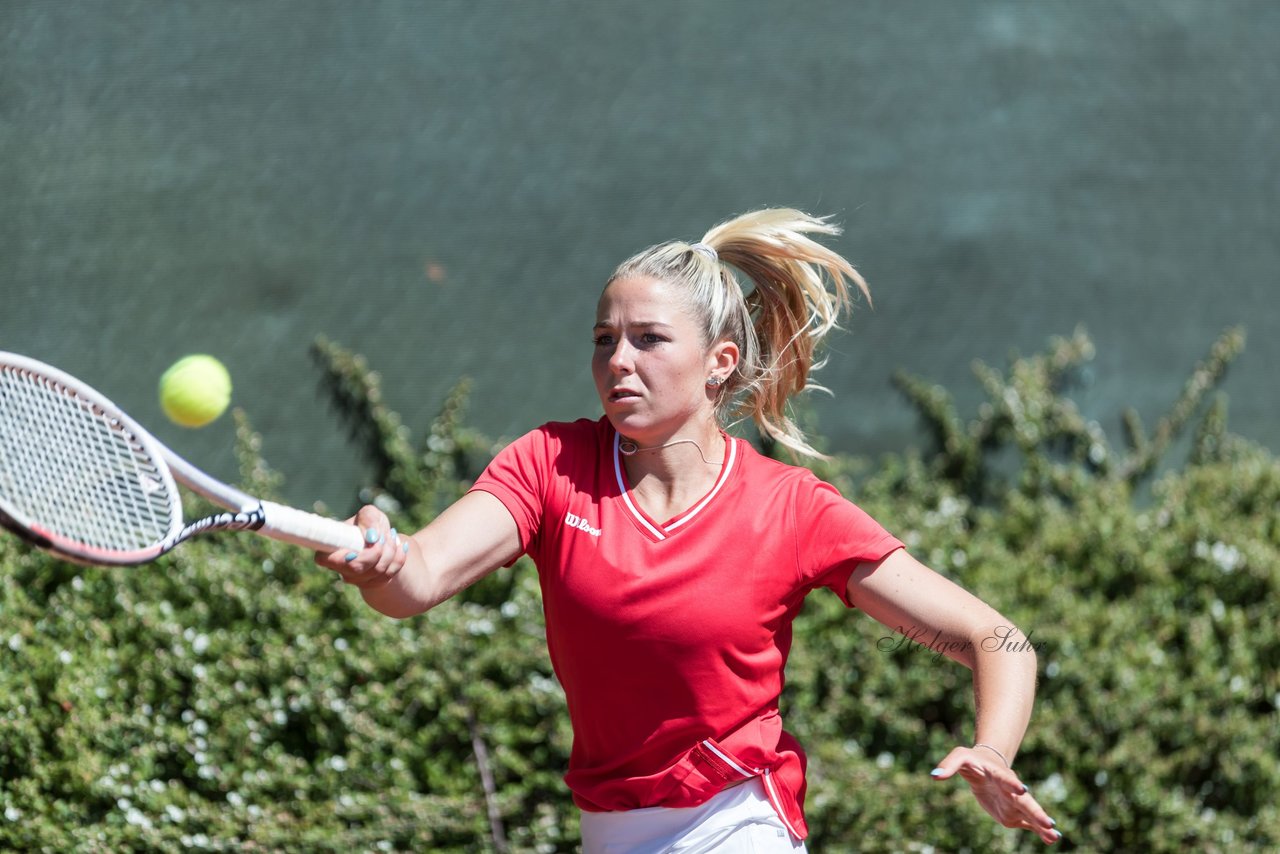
[1,331,1275,852]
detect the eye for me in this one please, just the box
[640,332,666,346]
[593,333,615,347]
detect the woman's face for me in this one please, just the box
[592,276,731,444]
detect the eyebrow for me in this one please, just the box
[592,320,675,330]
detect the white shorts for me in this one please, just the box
[579,778,808,854]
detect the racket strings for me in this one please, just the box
[0,366,179,552]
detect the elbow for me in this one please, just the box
[360,588,443,621]
[380,604,433,621]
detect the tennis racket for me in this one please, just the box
[0,351,365,566]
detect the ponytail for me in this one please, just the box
[608,208,870,458]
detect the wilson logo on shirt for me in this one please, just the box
[564,512,602,537]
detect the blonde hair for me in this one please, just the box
[607,208,870,458]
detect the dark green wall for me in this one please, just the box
[3,0,1276,509]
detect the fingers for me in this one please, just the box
[313,505,412,589]
[930,746,1025,797]
[930,747,1063,845]
[1012,790,1062,845]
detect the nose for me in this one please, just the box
[607,339,635,375]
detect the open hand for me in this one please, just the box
[930,746,1061,845]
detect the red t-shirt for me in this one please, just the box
[469,417,903,839]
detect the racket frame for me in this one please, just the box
[0,352,364,566]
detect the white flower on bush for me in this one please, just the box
[58,650,72,664]
[328,756,349,772]
[467,617,495,636]
[529,673,558,696]
[4,806,20,821]
[1195,540,1243,573]
[1038,772,1068,803]
[922,495,967,530]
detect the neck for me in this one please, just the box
[618,436,721,464]
[614,422,729,521]
[617,423,726,484]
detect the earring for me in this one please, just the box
[706,376,724,388]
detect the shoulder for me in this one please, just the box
[491,417,610,470]
[731,438,835,496]
[732,441,880,530]
[519,417,610,454]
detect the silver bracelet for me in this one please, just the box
[973,742,1011,768]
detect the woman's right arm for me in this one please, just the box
[314,490,523,619]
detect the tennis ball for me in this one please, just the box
[159,355,232,428]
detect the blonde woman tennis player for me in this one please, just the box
[318,209,1061,851]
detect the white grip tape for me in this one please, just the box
[259,501,366,552]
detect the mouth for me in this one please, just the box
[608,389,640,402]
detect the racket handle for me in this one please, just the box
[259,501,367,553]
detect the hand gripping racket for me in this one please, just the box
[0,352,365,566]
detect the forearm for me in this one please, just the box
[357,539,447,619]
[969,623,1039,764]
[320,492,521,619]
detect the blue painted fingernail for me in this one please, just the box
[365,528,380,544]
[1022,784,1029,794]
[402,540,410,554]
[344,552,358,562]
[930,768,944,777]
[1049,819,1057,828]
[390,528,398,540]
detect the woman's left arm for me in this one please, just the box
[847,548,1062,845]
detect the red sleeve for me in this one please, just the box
[794,476,904,607]
[467,426,555,560]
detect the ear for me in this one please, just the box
[706,339,740,382]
